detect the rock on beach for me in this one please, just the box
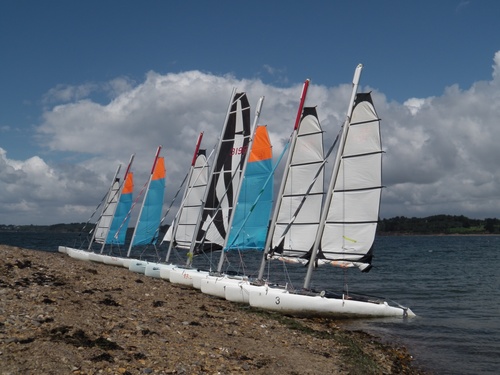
[0,245,424,374]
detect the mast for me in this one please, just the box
[88,163,122,251]
[257,79,310,280]
[187,88,237,265]
[127,146,162,257]
[164,132,204,262]
[216,96,265,272]
[303,64,363,289]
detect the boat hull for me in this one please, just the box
[66,247,90,261]
[88,252,105,263]
[128,260,147,274]
[248,287,415,319]
[158,264,176,280]
[201,275,249,299]
[224,281,260,304]
[169,268,209,288]
[101,254,124,267]
[144,263,162,278]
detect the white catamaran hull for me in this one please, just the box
[121,258,133,268]
[128,260,147,274]
[169,267,209,288]
[158,264,176,280]
[65,247,91,261]
[87,252,124,267]
[88,252,105,263]
[224,281,261,304]
[248,286,415,318]
[199,275,248,299]
[101,254,124,267]
[58,246,67,254]
[144,262,163,278]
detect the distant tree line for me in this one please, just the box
[1,215,499,235]
[0,223,88,233]
[377,215,500,235]
[0,223,171,235]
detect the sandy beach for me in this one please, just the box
[0,245,424,374]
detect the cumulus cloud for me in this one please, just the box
[2,52,500,224]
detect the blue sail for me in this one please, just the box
[225,125,273,250]
[131,157,166,246]
[107,171,134,244]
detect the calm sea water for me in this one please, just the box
[1,232,499,375]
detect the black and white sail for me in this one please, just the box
[192,92,251,253]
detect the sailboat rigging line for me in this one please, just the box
[163,148,213,263]
[186,88,239,263]
[257,79,311,281]
[127,146,164,257]
[223,141,289,251]
[78,165,124,245]
[304,64,363,290]
[114,171,150,243]
[192,154,246,259]
[87,164,123,252]
[80,190,110,235]
[212,96,266,272]
[270,130,341,258]
[148,165,192,250]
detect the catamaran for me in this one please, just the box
[168,90,254,287]
[61,155,134,263]
[224,78,326,303]
[144,132,209,279]
[241,66,415,318]
[123,147,166,272]
[199,120,274,298]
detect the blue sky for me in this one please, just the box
[1,0,500,225]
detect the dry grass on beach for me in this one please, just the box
[0,245,425,374]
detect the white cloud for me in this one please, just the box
[2,52,500,224]
[493,50,500,79]
[42,83,98,105]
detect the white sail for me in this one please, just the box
[93,179,120,244]
[92,165,122,246]
[164,150,208,250]
[318,93,382,270]
[269,107,324,262]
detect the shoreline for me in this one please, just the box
[0,245,426,374]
